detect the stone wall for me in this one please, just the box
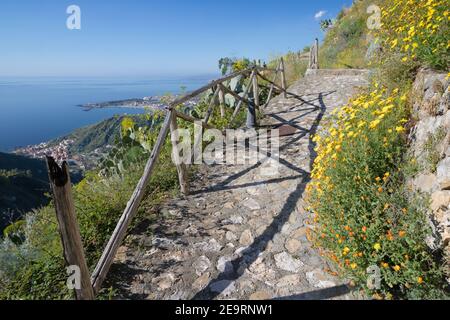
[408,69,449,279]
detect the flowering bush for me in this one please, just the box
[306,86,448,299]
[376,0,449,70]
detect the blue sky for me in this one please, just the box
[0,0,353,77]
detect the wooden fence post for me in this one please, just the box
[246,70,258,128]
[46,157,94,300]
[91,111,173,293]
[218,87,226,118]
[280,58,287,98]
[170,113,190,195]
[315,38,320,69]
[252,68,260,112]
[309,39,319,70]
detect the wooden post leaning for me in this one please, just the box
[90,110,173,294]
[170,113,190,195]
[252,67,260,111]
[46,157,94,300]
[280,58,287,98]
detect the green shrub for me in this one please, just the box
[306,85,449,299]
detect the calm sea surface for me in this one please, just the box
[0,76,215,152]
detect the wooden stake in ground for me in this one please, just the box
[170,113,190,195]
[46,157,94,300]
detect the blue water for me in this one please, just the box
[0,76,215,152]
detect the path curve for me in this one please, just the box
[108,70,369,300]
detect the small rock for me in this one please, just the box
[243,198,261,211]
[274,252,303,272]
[193,272,210,290]
[229,215,244,224]
[431,191,450,212]
[249,290,271,300]
[204,239,223,252]
[276,274,300,288]
[413,173,438,193]
[240,229,254,246]
[285,238,301,254]
[288,212,300,225]
[209,280,236,296]
[154,273,175,290]
[223,202,234,209]
[247,187,260,196]
[217,256,235,275]
[224,225,239,232]
[291,227,307,239]
[226,231,237,241]
[234,246,250,256]
[306,269,336,289]
[280,223,291,235]
[114,246,128,263]
[152,237,177,250]
[193,256,211,275]
[184,225,198,236]
[437,158,450,190]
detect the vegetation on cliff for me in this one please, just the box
[307,0,449,299]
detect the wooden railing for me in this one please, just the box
[309,38,319,70]
[46,59,289,299]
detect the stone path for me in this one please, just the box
[108,70,369,300]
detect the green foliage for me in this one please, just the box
[50,115,148,155]
[0,152,50,234]
[423,126,447,173]
[218,57,262,75]
[268,51,308,87]
[374,0,449,71]
[319,0,378,69]
[320,19,334,32]
[307,87,449,299]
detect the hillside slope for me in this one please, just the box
[0,153,49,233]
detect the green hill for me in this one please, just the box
[0,153,49,233]
[51,114,150,154]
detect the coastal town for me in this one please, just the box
[13,139,108,171]
[13,94,203,171]
[79,94,200,111]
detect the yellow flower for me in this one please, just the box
[393,265,401,272]
[402,57,408,62]
[343,247,350,256]
[374,243,382,251]
[417,277,423,284]
[390,39,398,48]
[396,126,406,133]
[350,263,357,269]
[369,119,381,129]
[381,262,389,268]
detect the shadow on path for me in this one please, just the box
[192,93,328,300]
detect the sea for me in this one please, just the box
[0,75,215,152]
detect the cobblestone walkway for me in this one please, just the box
[109,70,369,300]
